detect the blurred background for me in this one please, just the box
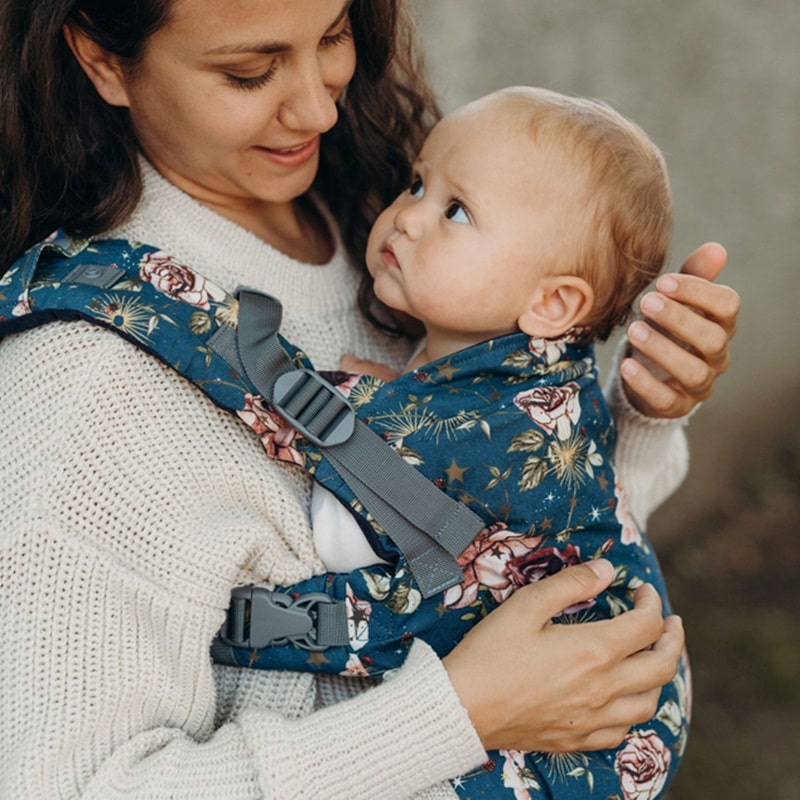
[410,2,800,798]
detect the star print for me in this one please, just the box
[540,516,553,531]
[590,507,601,520]
[597,473,609,492]
[545,492,555,502]
[306,651,332,668]
[444,459,468,483]
[435,359,457,381]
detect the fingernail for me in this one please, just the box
[641,293,665,314]
[628,321,650,343]
[587,558,613,580]
[620,359,639,378]
[657,276,679,294]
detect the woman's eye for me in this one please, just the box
[225,65,277,91]
[445,201,470,224]
[321,21,353,48]
[409,177,425,198]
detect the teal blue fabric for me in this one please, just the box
[1,233,689,799]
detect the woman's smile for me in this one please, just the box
[255,136,321,167]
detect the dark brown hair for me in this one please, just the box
[0,0,440,337]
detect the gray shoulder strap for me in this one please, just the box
[234,289,485,598]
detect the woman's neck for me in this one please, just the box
[203,195,334,265]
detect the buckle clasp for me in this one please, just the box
[218,586,338,652]
[271,369,355,447]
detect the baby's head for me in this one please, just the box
[498,86,673,341]
[367,86,672,345]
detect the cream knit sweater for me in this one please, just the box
[0,163,688,799]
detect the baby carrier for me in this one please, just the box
[0,232,689,799]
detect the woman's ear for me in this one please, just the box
[517,276,595,338]
[62,23,131,108]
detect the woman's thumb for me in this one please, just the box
[526,559,614,618]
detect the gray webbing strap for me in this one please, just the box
[235,290,485,597]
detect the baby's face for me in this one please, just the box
[366,95,579,341]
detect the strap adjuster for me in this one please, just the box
[272,369,355,447]
[217,585,342,652]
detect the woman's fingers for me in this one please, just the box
[443,567,681,753]
[677,241,727,282]
[619,241,740,418]
[621,278,740,416]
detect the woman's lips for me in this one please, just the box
[256,136,320,167]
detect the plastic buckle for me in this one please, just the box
[272,369,355,447]
[219,586,338,652]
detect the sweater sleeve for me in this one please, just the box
[603,340,691,529]
[0,321,484,800]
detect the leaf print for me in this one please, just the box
[607,593,630,617]
[508,429,546,454]
[115,278,144,292]
[519,456,548,492]
[189,311,213,335]
[480,419,492,440]
[656,699,683,737]
[485,465,512,491]
[214,296,239,329]
[502,348,534,370]
[360,570,391,601]
[386,581,421,615]
[394,444,425,466]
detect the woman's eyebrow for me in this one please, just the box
[205,0,353,56]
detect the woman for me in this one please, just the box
[0,1,738,798]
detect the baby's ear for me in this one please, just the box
[517,276,594,338]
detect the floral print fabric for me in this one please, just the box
[0,233,689,799]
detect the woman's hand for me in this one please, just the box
[620,242,740,418]
[443,560,683,753]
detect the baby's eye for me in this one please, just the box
[445,201,470,224]
[408,177,425,198]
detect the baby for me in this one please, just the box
[313,85,673,573]
[233,86,687,800]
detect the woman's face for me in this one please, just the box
[111,0,356,212]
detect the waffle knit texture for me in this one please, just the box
[0,161,688,799]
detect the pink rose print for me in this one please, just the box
[614,480,643,546]
[513,382,581,440]
[341,653,370,677]
[500,749,539,799]
[12,291,32,317]
[236,394,304,467]
[444,523,543,609]
[324,371,362,399]
[507,544,596,615]
[139,251,216,309]
[528,336,567,367]
[614,730,671,800]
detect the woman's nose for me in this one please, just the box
[279,57,340,134]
